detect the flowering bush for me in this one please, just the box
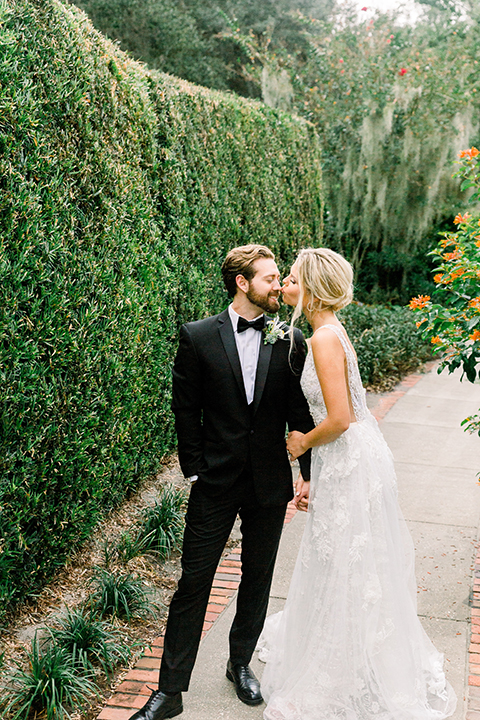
[409,148,480,436]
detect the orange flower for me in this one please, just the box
[440,235,457,248]
[475,239,480,248]
[416,319,426,328]
[431,336,442,344]
[469,297,480,310]
[409,295,430,310]
[469,330,480,342]
[433,273,443,284]
[450,268,465,280]
[453,212,471,225]
[443,249,461,260]
[458,147,479,159]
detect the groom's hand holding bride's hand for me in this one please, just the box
[293,473,309,512]
[287,432,310,511]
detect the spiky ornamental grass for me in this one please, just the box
[48,607,133,677]
[1,636,98,720]
[138,486,186,561]
[101,529,155,568]
[88,567,157,622]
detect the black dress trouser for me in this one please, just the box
[158,468,288,693]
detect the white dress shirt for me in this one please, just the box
[228,304,263,405]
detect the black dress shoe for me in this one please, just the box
[128,690,183,720]
[226,659,263,706]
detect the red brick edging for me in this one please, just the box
[467,547,480,718]
[368,360,437,422]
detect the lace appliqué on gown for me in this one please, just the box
[258,324,456,720]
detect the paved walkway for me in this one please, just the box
[99,363,480,720]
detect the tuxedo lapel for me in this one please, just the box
[218,310,248,404]
[251,335,273,416]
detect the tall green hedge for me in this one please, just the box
[0,0,322,618]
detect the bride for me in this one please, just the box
[258,248,457,720]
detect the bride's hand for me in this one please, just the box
[286,431,307,461]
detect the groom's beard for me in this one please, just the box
[246,287,281,314]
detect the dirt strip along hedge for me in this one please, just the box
[0,0,323,618]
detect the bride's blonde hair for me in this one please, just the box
[290,248,354,329]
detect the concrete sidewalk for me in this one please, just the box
[99,363,480,720]
[179,364,480,720]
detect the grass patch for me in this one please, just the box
[101,530,155,567]
[138,486,186,561]
[88,567,157,621]
[1,636,98,720]
[48,607,133,677]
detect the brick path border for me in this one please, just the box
[367,359,437,422]
[98,359,468,720]
[468,546,480,718]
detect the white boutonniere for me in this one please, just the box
[263,317,289,345]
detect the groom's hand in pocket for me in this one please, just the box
[293,473,310,512]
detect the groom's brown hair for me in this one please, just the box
[221,244,275,298]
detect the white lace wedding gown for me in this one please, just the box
[258,324,457,720]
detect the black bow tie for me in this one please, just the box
[237,315,266,333]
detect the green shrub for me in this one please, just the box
[48,606,133,676]
[339,303,432,389]
[101,530,154,567]
[0,0,323,618]
[88,567,156,621]
[1,636,98,720]
[139,485,186,560]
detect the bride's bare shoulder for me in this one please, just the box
[310,326,344,356]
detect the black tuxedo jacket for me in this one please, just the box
[171,309,315,506]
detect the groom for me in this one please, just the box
[130,244,314,720]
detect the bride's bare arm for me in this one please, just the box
[287,329,351,460]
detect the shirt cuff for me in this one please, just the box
[188,475,198,483]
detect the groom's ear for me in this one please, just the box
[235,274,249,294]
